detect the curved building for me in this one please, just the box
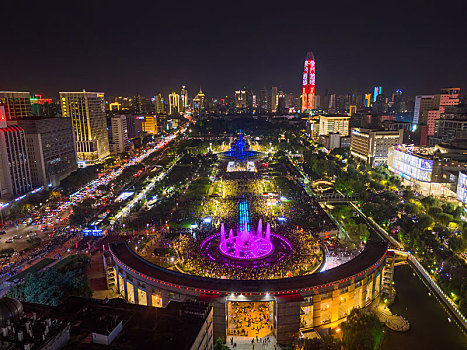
[106,241,389,344]
[301,52,316,111]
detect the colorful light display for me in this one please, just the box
[301,51,316,111]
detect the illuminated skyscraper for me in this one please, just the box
[0,107,32,198]
[155,93,165,114]
[0,91,33,120]
[271,86,278,113]
[180,86,188,111]
[60,90,110,167]
[235,89,246,108]
[301,52,316,111]
[373,86,382,102]
[169,92,180,115]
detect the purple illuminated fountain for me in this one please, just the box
[219,219,274,260]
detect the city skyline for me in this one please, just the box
[1,1,466,97]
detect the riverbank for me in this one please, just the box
[381,265,466,349]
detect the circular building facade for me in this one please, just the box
[107,240,388,344]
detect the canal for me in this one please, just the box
[381,265,466,349]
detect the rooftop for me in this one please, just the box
[23,297,211,350]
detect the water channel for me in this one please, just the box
[381,265,466,349]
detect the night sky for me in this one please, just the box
[2,1,466,98]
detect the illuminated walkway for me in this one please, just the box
[226,335,277,350]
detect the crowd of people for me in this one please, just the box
[173,221,323,280]
[228,302,272,338]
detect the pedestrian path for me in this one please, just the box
[226,335,277,350]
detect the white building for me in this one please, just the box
[111,115,129,154]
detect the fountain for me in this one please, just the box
[218,220,274,260]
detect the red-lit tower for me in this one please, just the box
[301,51,315,111]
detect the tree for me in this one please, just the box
[341,308,383,350]
[213,337,229,350]
[49,190,61,202]
[448,236,467,254]
[404,202,418,215]
[349,223,370,243]
[8,255,91,306]
[417,213,434,230]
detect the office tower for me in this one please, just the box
[413,95,436,125]
[169,92,180,115]
[350,128,404,167]
[426,88,461,137]
[110,115,129,154]
[192,89,205,116]
[155,93,165,114]
[14,117,77,187]
[328,94,336,113]
[319,115,350,136]
[59,91,110,167]
[234,89,247,108]
[0,91,33,120]
[30,95,54,117]
[126,115,144,139]
[277,91,286,114]
[259,88,269,113]
[373,86,382,102]
[142,116,158,134]
[301,52,316,111]
[132,93,143,114]
[0,107,32,198]
[314,95,321,110]
[180,86,188,112]
[246,89,254,109]
[285,93,300,111]
[431,118,467,145]
[270,86,278,113]
[364,93,372,108]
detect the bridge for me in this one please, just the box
[316,192,359,203]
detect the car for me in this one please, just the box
[0,231,6,235]
[13,235,22,239]
[5,239,14,244]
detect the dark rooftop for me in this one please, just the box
[23,297,211,350]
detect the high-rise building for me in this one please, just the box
[110,115,129,154]
[155,93,165,114]
[301,52,316,111]
[270,86,278,113]
[126,115,144,139]
[14,117,77,187]
[431,118,467,145]
[0,107,32,198]
[234,89,247,109]
[192,89,205,116]
[169,92,180,115]
[373,86,382,103]
[413,95,436,125]
[259,88,269,113]
[30,95,55,117]
[180,86,189,112]
[318,115,350,136]
[364,93,372,108]
[142,116,158,135]
[0,91,33,120]
[350,128,404,167]
[415,88,461,140]
[132,93,143,114]
[277,91,286,114]
[60,91,110,167]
